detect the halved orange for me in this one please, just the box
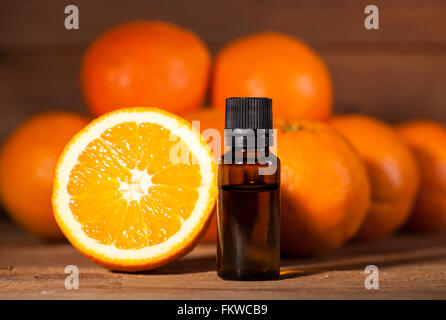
[53,108,216,271]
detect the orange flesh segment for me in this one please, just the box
[67,122,201,249]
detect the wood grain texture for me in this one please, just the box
[0,0,445,46]
[2,51,445,145]
[1,221,446,299]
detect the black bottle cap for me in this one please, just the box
[225,97,272,129]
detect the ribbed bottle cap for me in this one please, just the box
[225,97,272,129]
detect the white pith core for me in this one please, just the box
[119,169,154,202]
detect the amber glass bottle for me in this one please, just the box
[217,97,280,281]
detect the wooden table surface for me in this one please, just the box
[0,220,446,300]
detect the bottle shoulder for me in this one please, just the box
[219,149,280,164]
[218,148,280,185]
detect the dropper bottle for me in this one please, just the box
[217,97,280,281]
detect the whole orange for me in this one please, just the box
[330,115,419,240]
[396,121,446,232]
[82,21,211,117]
[0,112,89,240]
[183,109,225,242]
[276,119,370,256]
[211,32,333,120]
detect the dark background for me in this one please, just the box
[0,0,445,219]
[1,0,446,143]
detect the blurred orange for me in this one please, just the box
[183,109,225,242]
[397,121,446,232]
[276,119,370,256]
[0,112,89,240]
[211,32,332,120]
[330,115,419,240]
[82,21,211,117]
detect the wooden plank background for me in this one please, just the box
[1,0,446,147]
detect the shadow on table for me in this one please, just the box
[124,256,217,275]
[120,232,446,278]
